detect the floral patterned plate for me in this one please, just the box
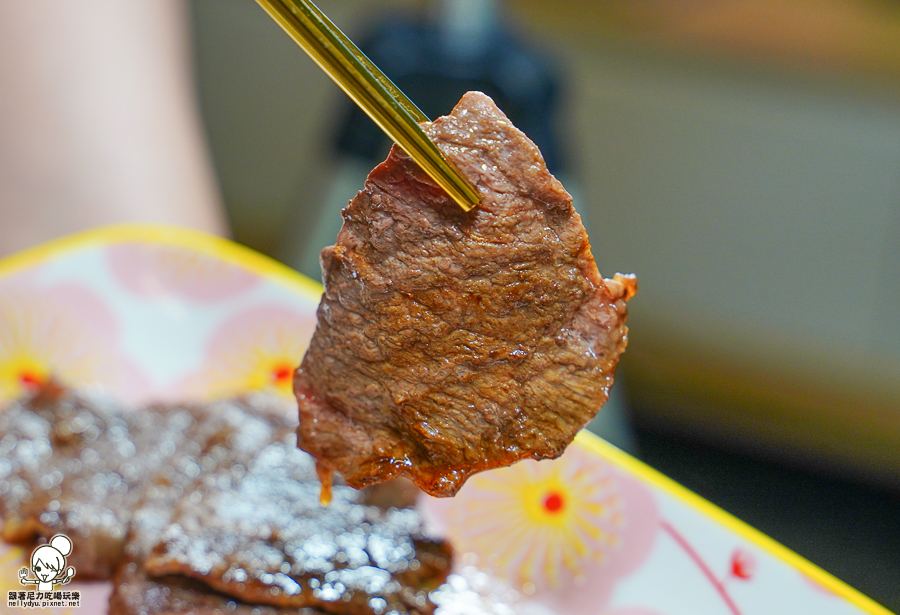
[0,225,891,615]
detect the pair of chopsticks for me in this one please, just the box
[254,0,480,212]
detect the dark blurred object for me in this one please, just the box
[335,0,565,173]
[362,477,421,510]
[291,0,573,281]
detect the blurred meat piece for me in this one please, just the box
[110,467,325,615]
[361,477,421,511]
[294,91,636,497]
[0,386,453,615]
[125,440,450,615]
[0,387,292,578]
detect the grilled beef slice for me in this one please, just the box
[1,387,453,615]
[135,440,450,615]
[0,387,292,578]
[294,92,636,497]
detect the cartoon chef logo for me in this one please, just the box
[18,534,76,591]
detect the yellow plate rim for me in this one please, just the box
[0,223,892,614]
[0,223,324,301]
[575,431,893,614]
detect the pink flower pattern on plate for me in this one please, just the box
[107,243,258,302]
[420,442,659,613]
[176,305,316,402]
[0,281,148,405]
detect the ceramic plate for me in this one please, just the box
[0,225,891,615]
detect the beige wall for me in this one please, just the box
[562,44,900,485]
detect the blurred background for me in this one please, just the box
[187,0,900,607]
[2,0,899,609]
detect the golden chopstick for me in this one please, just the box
[254,0,480,212]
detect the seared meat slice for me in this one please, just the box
[110,557,311,615]
[294,91,636,497]
[110,497,325,615]
[0,386,450,615]
[0,386,139,578]
[0,386,291,579]
[139,439,452,615]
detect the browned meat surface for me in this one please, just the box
[0,386,138,578]
[111,496,326,615]
[141,440,451,615]
[1,388,453,615]
[294,91,636,497]
[0,387,292,578]
[110,559,310,615]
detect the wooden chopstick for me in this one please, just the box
[254,0,481,212]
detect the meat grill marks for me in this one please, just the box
[0,389,453,615]
[294,91,636,497]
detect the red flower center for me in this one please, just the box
[18,371,44,391]
[272,363,294,386]
[543,491,564,513]
[730,549,755,580]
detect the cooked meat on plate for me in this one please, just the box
[0,385,291,579]
[0,388,453,615]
